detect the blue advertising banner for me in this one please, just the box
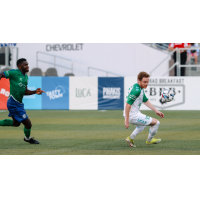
[98,77,124,110]
[42,77,69,109]
[23,77,42,109]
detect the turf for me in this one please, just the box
[0,110,200,155]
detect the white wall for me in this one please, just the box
[14,43,169,77]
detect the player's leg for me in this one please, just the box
[130,126,146,140]
[5,96,39,144]
[0,97,21,127]
[125,125,146,147]
[146,118,161,144]
[125,113,151,147]
[12,117,21,127]
[22,118,32,139]
[21,118,39,144]
[0,119,14,126]
[0,116,21,127]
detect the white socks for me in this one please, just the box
[129,121,160,141]
[130,126,146,140]
[147,121,160,142]
[25,136,31,140]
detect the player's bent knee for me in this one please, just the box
[25,123,32,129]
[28,123,32,129]
[156,120,160,128]
[150,118,158,126]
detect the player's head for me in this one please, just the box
[137,71,150,89]
[17,58,29,72]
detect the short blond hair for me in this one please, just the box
[137,71,150,81]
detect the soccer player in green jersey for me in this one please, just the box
[0,58,45,144]
[124,71,164,147]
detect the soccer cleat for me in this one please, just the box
[146,138,161,145]
[125,136,136,147]
[24,137,40,144]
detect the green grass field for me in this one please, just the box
[0,110,200,155]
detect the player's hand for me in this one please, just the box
[36,88,45,95]
[124,118,129,129]
[155,110,164,118]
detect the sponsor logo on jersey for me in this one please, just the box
[137,118,147,124]
[145,116,150,119]
[76,88,91,97]
[129,94,137,100]
[103,87,121,99]
[19,83,26,89]
[46,85,65,100]
[0,88,10,97]
[136,86,140,91]
[23,114,26,119]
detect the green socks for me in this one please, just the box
[24,127,31,138]
[0,120,31,139]
[0,119,13,126]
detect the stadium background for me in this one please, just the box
[1,43,200,155]
[1,43,200,110]
[2,2,198,199]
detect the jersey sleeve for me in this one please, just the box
[127,85,141,105]
[4,70,17,79]
[142,91,148,102]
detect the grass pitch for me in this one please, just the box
[0,110,200,155]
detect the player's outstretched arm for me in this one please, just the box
[25,87,45,95]
[0,72,6,80]
[143,100,164,118]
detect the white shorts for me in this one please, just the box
[129,112,152,126]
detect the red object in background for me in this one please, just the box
[169,43,190,48]
[0,78,10,110]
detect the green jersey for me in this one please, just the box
[4,69,28,103]
[123,83,148,117]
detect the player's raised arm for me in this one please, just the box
[143,100,164,118]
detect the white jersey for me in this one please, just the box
[123,83,148,118]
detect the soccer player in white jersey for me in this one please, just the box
[124,71,164,147]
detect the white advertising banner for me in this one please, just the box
[69,77,98,110]
[124,77,200,110]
